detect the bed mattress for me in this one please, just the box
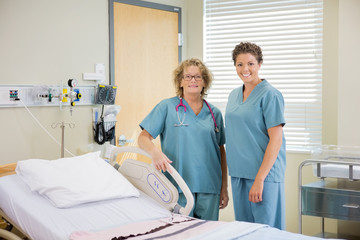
[0,174,171,240]
[0,174,341,240]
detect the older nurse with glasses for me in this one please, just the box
[138,58,228,220]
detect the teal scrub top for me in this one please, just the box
[225,79,286,182]
[140,97,226,194]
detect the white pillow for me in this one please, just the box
[15,151,139,208]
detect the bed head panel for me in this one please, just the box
[0,163,16,177]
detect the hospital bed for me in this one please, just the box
[299,145,360,238]
[0,146,338,240]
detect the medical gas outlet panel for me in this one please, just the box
[0,82,96,108]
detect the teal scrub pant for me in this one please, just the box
[178,192,220,220]
[231,177,285,230]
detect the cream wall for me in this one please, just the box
[337,0,360,236]
[1,0,359,236]
[0,0,109,162]
[0,0,187,163]
[338,0,360,146]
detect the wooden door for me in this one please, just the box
[110,1,180,162]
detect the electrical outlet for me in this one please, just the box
[96,63,105,75]
[9,89,19,100]
[0,88,18,106]
[83,63,106,82]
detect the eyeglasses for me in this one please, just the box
[183,75,203,81]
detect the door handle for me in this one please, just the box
[342,204,360,209]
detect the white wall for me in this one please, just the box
[0,0,109,162]
[0,0,187,163]
[337,0,360,236]
[338,0,360,146]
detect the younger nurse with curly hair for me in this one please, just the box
[225,42,286,229]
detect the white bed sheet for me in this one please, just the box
[0,174,171,240]
[0,175,340,240]
[69,214,339,240]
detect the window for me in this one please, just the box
[204,0,323,151]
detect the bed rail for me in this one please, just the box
[109,146,194,216]
[0,208,31,240]
[0,228,23,240]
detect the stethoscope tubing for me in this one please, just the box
[174,98,188,127]
[203,99,219,132]
[174,98,219,132]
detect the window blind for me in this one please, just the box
[204,0,323,151]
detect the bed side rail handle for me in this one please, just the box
[109,146,194,216]
[0,229,23,240]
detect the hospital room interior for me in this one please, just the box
[1,0,360,239]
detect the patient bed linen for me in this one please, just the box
[69,215,338,240]
[0,175,341,240]
[0,174,171,240]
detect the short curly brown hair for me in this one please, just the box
[173,58,213,99]
[232,42,263,66]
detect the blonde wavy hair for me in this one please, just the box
[173,58,213,99]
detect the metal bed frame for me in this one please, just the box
[0,208,29,240]
[298,157,360,237]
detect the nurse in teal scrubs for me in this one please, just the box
[225,42,286,229]
[138,58,228,220]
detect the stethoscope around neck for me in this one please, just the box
[174,97,219,133]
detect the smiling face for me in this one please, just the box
[181,65,204,97]
[235,53,262,85]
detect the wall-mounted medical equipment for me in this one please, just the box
[59,79,82,115]
[36,79,81,105]
[93,85,118,145]
[95,84,117,105]
[93,100,120,145]
[0,83,95,108]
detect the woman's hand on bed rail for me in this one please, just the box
[138,130,173,173]
[151,148,173,173]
